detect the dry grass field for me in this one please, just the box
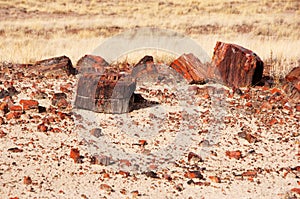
[0,0,299,74]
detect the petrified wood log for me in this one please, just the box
[211,41,264,87]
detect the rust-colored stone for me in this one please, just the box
[70,148,80,163]
[20,99,38,110]
[23,176,32,185]
[226,150,242,160]
[170,53,208,84]
[211,41,264,87]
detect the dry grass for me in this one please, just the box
[0,0,299,77]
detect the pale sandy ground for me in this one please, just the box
[0,64,299,199]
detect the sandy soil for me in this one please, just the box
[0,61,299,199]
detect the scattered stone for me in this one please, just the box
[144,171,159,178]
[170,53,208,84]
[9,105,22,112]
[0,130,6,138]
[100,184,114,192]
[70,148,80,163]
[30,55,77,76]
[211,41,264,87]
[90,155,112,166]
[226,150,242,160]
[23,176,32,185]
[52,93,68,109]
[242,170,258,178]
[90,128,103,138]
[37,123,48,132]
[8,147,23,153]
[187,152,202,163]
[184,171,203,179]
[19,99,38,110]
[0,101,8,113]
[6,112,22,120]
[174,183,184,192]
[208,176,221,183]
[238,132,257,143]
[38,106,47,113]
[76,55,109,74]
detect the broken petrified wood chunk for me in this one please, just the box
[170,53,208,84]
[211,41,264,87]
[75,72,136,113]
[76,55,109,74]
[31,55,77,76]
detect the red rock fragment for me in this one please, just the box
[23,176,32,185]
[70,148,80,163]
[291,188,300,195]
[194,181,211,186]
[296,104,300,112]
[187,152,202,163]
[226,150,242,160]
[211,41,264,87]
[0,101,8,112]
[139,140,147,146]
[100,184,113,192]
[118,170,130,177]
[19,99,38,110]
[52,93,68,109]
[131,190,140,197]
[269,118,278,125]
[184,171,203,179]
[9,105,23,112]
[242,170,257,178]
[37,123,48,132]
[209,176,221,183]
[170,53,208,84]
[261,101,272,111]
[6,112,22,120]
[0,130,7,138]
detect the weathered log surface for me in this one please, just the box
[31,56,77,76]
[211,41,264,87]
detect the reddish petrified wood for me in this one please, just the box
[32,56,77,76]
[131,55,157,78]
[283,66,300,101]
[211,41,264,87]
[170,53,208,84]
[76,54,109,74]
[75,70,136,113]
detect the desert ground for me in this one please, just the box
[0,0,300,199]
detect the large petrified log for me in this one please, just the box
[169,53,208,84]
[283,66,300,101]
[211,41,264,87]
[31,55,77,76]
